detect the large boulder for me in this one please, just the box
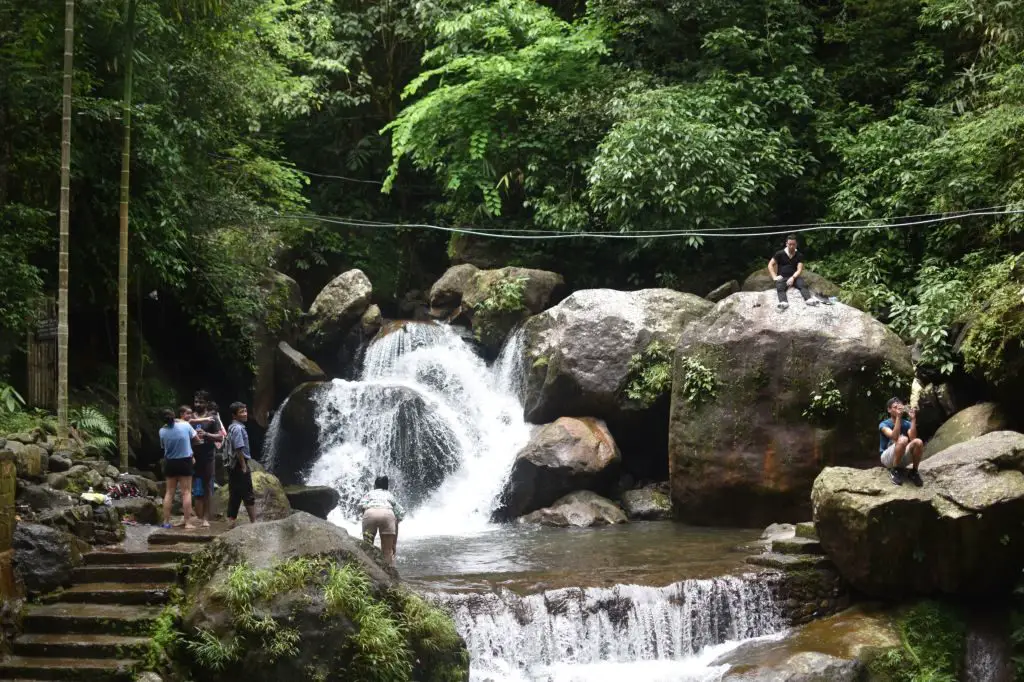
[16,481,76,512]
[12,523,88,596]
[428,264,479,313]
[669,292,912,527]
[215,470,292,521]
[179,512,468,682]
[523,288,713,479]
[304,269,372,349]
[620,485,672,521]
[275,341,326,403]
[723,652,863,682]
[518,491,627,527]
[111,496,161,525]
[284,485,340,519]
[268,381,328,484]
[812,430,1024,597]
[12,443,47,480]
[924,403,1009,458]
[462,266,566,353]
[252,269,304,428]
[494,417,621,520]
[35,503,125,545]
[742,269,841,298]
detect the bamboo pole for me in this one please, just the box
[57,0,76,449]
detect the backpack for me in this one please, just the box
[222,423,239,470]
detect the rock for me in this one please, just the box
[495,417,621,520]
[47,453,72,473]
[3,439,24,455]
[181,512,468,682]
[305,269,372,348]
[215,470,292,521]
[722,651,864,681]
[90,505,125,545]
[118,473,160,497]
[518,491,628,527]
[13,444,47,480]
[741,269,841,298]
[669,292,912,526]
[812,431,1024,596]
[270,381,328,485]
[620,486,672,520]
[252,269,305,428]
[136,673,164,682]
[761,523,796,542]
[12,523,87,595]
[112,497,161,525]
[924,403,1009,458]
[707,280,739,303]
[275,341,327,401]
[523,288,713,478]
[360,304,382,336]
[46,472,68,490]
[284,485,340,519]
[8,432,36,445]
[16,481,76,512]
[462,267,566,353]
[429,263,479,311]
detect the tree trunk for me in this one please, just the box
[118,0,137,468]
[57,0,76,449]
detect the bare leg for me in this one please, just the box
[244,502,257,525]
[162,477,176,525]
[909,439,924,469]
[194,496,206,522]
[180,478,195,529]
[380,534,397,566]
[891,436,909,468]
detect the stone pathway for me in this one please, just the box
[0,524,225,681]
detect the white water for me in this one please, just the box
[261,395,289,472]
[306,322,531,537]
[433,574,785,682]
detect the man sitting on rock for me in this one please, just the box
[879,397,924,487]
[768,235,820,311]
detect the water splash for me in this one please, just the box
[261,395,289,470]
[431,574,784,682]
[306,322,531,536]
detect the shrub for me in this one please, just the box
[866,601,965,682]
[677,355,718,408]
[625,341,674,406]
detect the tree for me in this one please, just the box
[57,0,75,448]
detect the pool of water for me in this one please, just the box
[396,521,765,593]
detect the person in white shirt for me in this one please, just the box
[357,476,406,566]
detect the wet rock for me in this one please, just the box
[360,304,383,336]
[723,651,863,681]
[13,443,47,480]
[91,505,125,545]
[47,453,72,473]
[462,266,566,353]
[707,280,739,303]
[16,481,76,512]
[518,491,627,527]
[305,269,372,351]
[271,381,328,485]
[669,292,912,526]
[620,486,672,520]
[181,512,468,682]
[495,417,621,520]
[12,523,88,596]
[284,485,340,519]
[429,263,479,311]
[117,473,160,497]
[215,470,292,521]
[252,269,305,429]
[812,431,1024,596]
[741,269,841,298]
[924,402,1009,458]
[275,341,326,401]
[112,496,161,525]
[36,502,124,546]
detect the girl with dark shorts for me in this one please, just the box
[159,406,200,529]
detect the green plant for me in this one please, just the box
[532,355,549,369]
[146,605,182,670]
[678,355,718,408]
[625,341,674,406]
[803,376,845,422]
[867,601,965,682]
[185,628,241,671]
[69,405,116,455]
[474,276,528,314]
[0,383,25,414]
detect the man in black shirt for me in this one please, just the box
[768,235,819,311]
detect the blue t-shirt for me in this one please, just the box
[879,418,912,453]
[228,421,251,460]
[160,421,196,460]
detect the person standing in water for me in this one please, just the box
[357,476,405,566]
[158,406,199,529]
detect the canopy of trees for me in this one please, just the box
[1,0,1021,396]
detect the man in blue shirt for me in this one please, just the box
[879,397,924,487]
[226,402,258,528]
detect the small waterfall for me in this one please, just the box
[432,574,784,681]
[493,326,527,402]
[261,395,289,470]
[306,322,531,535]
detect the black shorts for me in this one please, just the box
[164,458,194,478]
[194,457,215,481]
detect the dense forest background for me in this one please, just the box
[1,0,1022,425]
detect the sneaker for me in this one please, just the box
[905,469,923,487]
[888,468,904,486]
[777,302,790,311]
[806,298,819,306]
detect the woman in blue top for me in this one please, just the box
[159,406,200,529]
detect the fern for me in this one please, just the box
[69,405,116,455]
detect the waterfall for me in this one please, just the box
[261,395,289,470]
[432,574,784,682]
[306,322,531,535]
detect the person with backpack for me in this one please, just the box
[225,401,258,528]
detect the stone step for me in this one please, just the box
[146,528,218,545]
[22,603,163,636]
[795,521,818,540]
[771,537,823,556]
[13,633,151,660]
[71,563,178,584]
[0,656,138,681]
[42,583,171,606]
[85,545,195,566]
[745,552,832,571]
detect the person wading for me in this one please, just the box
[357,476,405,566]
[158,406,199,529]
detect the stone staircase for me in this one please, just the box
[1,528,217,681]
[745,521,831,570]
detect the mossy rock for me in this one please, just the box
[924,402,1009,458]
[215,470,292,521]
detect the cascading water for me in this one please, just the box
[260,395,289,471]
[305,322,531,535]
[432,574,784,682]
